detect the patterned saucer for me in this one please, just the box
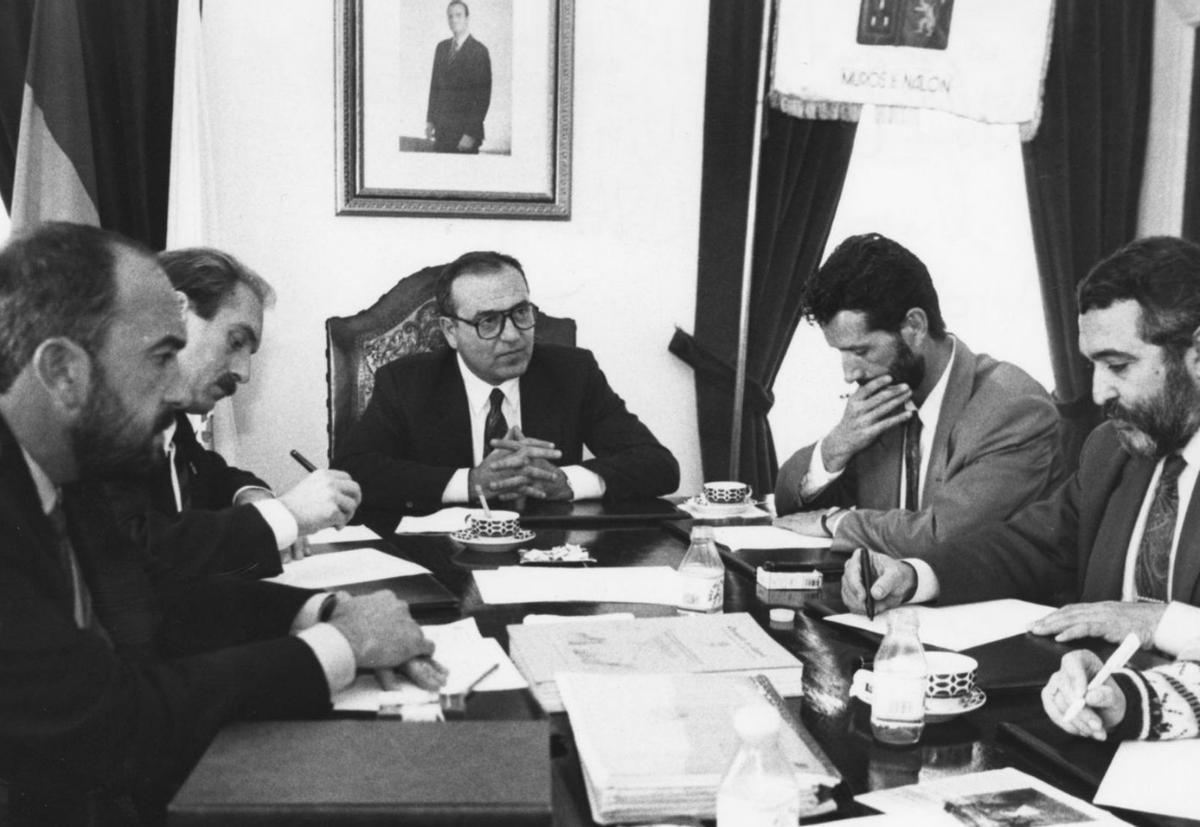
[450,528,536,552]
[851,675,987,724]
[684,494,760,518]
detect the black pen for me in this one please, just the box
[859,548,876,621]
[290,449,318,472]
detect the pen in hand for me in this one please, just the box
[290,449,318,473]
[1062,632,1141,723]
[859,548,876,621]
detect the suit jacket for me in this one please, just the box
[426,34,491,148]
[100,412,282,584]
[0,416,328,823]
[775,338,1064,556]
[335,344,680,515]
[926,422,1200,607]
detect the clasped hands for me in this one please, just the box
[467,425,573,506]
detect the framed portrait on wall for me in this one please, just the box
[335,0,573,219]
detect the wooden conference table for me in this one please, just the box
[169,502,1186,827]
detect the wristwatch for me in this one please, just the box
[317,593,339,623]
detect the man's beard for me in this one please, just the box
[887,336,926,391]
[1104,354,1200,459]
[73,371,175,479]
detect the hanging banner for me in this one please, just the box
[770,0,1055,139]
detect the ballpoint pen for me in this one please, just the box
[290,449,318,472]
[1062,632,1140,723]
[859,548,876,621]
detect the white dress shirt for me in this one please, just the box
[441,353,605,502]
[907,425,1200,656]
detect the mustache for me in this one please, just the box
[215,374,239,397]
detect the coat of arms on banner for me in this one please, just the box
[771,0,1053,140]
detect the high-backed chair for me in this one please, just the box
[326,264,576,461]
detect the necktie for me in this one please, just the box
[47,499,94,630]
[483,388,508,459]
[903,413,923,511]
[1135,454,1187,602]
[449,40,460,62]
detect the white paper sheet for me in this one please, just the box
[395,507,476,534]
[305,524,381,544]
[825,599,1055,651]
[474,566,682,606]
[712,525,832,550]
[523,612,637,625]
[1095,738,1200,820]
[332,618,527,711]
[857,767,1127,825]
[265,547,429,589]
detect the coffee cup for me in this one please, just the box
[702,481,751,504]
[924,652,978,699]
[465,510,520,538]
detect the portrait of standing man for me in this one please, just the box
[426,1,492,154]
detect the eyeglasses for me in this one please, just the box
[446,302,538,340]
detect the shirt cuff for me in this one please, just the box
[233,484,274,505]
[800,438,844,502]
[250,498,299,551]
[294,622,356,695]
[1152,601,1200,656]
[442,468,471,504]
[562,465,604,500]
[291,593,330,632]
[905,558,940,604]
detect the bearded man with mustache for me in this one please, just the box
[101,248,362,584]
[841,235,1200,660]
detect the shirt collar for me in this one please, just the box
[20,448,59,515]
[1178,426,1200,467]
[456,353,521,413]
[916,335,956,419]
[163,418,178,453]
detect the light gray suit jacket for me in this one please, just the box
[774,338,1064,557]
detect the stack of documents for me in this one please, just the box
[559,671,840,824]
[506,612,806,713]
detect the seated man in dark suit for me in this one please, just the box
[335,251,680,515]
[104,248,361,582]
[0,222,443,824]
[843,236,1200,657]
[774,233,1063,556]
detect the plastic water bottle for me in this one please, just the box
[716,704,802,826]
[676,524,724,614]
[870,609,927,745]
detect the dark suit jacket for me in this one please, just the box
[426,35,491,150]
[775,338,1064,556]
[335,344,680,515]
[0,416,328,823]
[101,412,282,584]
[925,422,1200,607]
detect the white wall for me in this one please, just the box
[199,0,708,495]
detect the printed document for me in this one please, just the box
[712,525,832,550]
[825,599,1055,651]
[474,566,682,606]
[1095,738,1200,820]
[265,547,429,589]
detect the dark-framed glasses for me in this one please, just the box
[448,302,538,340]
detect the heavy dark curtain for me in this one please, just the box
[1022,1,1154,470]
[672,0,856,493]
[0,0,177,249]
[1184,27,1200,243]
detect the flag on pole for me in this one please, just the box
[11,0,100,231]
[167,0,241,463]
[770,0,1055,140]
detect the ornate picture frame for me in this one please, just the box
[335,0,573,219]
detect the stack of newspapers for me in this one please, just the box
[557,671,841,824]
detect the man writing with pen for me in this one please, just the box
[102,247,361,583]
[773,233,1062,556]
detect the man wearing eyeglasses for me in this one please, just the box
[336,251,680,516]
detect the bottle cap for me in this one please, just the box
[732,703,782,742]
[769,608,795,625]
